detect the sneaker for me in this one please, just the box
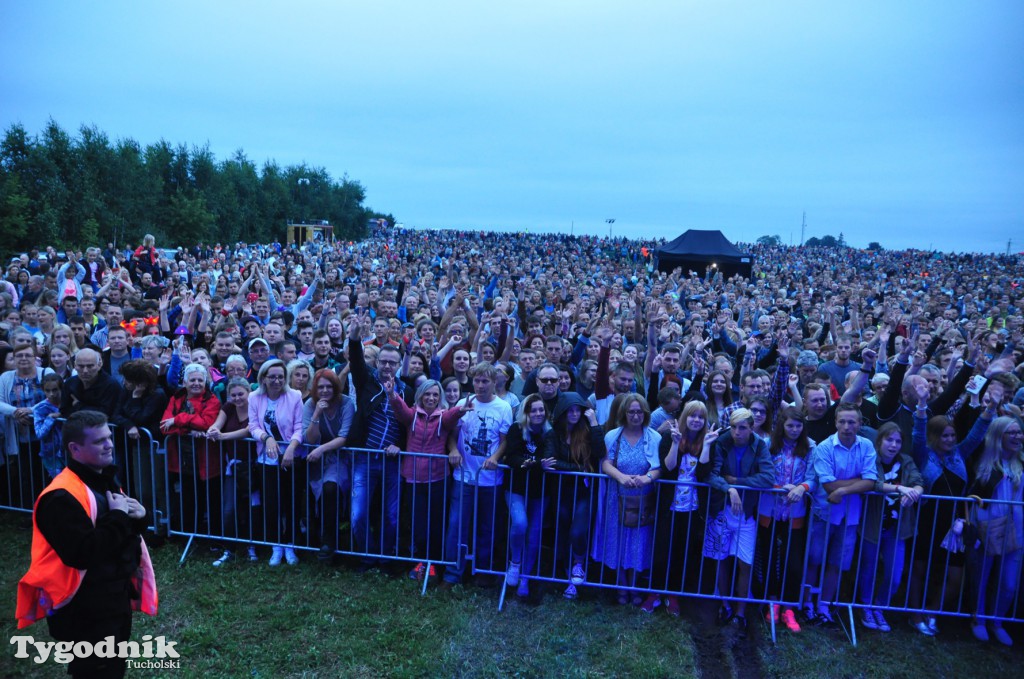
[665,596,681,617]
[729,615,748,639]
[563,583,578,600]
[427,565,437,578]
[570,563,586,585]
[284,547,299,565]
[269,546,284,566]
[639,594,661,613]
[716,605,734,626]
[409,562,426,581]
[814,607,837,630]
[926,616,939,634]
[318,544,334,563]
[516,579,530,598]
[992,625,1012,647]
[765,604,780,623]
[505,561,521,587]
[911,620,936,637]
[781,608,802,633]
[873,610,891,632]
[861,609,879,630]
[971,623,989,642]
[247,545,258,562]
[212,550,233,567]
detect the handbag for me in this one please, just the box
[974,510,1021,556]
[619,492,656,528]
[940,499,974,554]
[178,435,198,476]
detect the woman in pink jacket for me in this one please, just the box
[248,359,304,566]
[387,378,468,579]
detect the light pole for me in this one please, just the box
[297,177,310,223]
[606,218,615,238]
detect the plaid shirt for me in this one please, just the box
[11,375,45,440]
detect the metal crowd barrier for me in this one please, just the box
[163,436,464,594]
[3,422,1023,641]
[0,419,163,537]
[469,466,1024,645]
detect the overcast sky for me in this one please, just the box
[2,1,1022,252]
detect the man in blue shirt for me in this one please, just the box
[804,402,877,626]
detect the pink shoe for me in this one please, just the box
[781,608,802,632]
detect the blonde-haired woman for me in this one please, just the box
[967,416,1024,646]
[248,359,305,566]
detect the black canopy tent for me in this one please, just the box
[654,229,753,279]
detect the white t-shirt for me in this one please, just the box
[455,396,513,487]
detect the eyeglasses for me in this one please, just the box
[626,410,645,416]
[376,359,398,366]
[266,375,285,381]
[538,377,559,384]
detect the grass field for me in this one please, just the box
[0,512,1019,678]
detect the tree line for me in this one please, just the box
[757,233,883,250]
[0,119,391,256]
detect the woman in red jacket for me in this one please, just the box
[161,362,222,537]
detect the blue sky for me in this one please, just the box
[2,1,1022,252]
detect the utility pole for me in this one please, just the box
[1008,238,1012,256]
[606,218,615,238]
[800,212,806,246]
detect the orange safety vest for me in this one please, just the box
[15,468,158,629]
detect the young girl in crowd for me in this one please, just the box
[642,400,719,615]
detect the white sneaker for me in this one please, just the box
[570,563,586,585]
[861,609,878,630]
[247,545,258,562]
[269,546,284,566]
[284,547,299,565]
[505,561,521,587]
[212,550,233,567]
[873,610,891,632]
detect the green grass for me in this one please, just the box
[0,511,1019,678]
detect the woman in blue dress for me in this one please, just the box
[591,393,662,605]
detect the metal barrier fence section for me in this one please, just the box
[4,425,1023,641]
[163,437,463,593]
[0,420,163,537]
[471,465,1024,644]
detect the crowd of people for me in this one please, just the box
[2,226,1024,645]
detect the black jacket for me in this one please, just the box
[346,338,413,449]
[36,459,148,618]
[61,372,125,425]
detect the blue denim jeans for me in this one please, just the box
[506,491,546,577]
[975,547,1024,619]
[350,453,401,559]
[858,528,906,607]
[443,481,499,583]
